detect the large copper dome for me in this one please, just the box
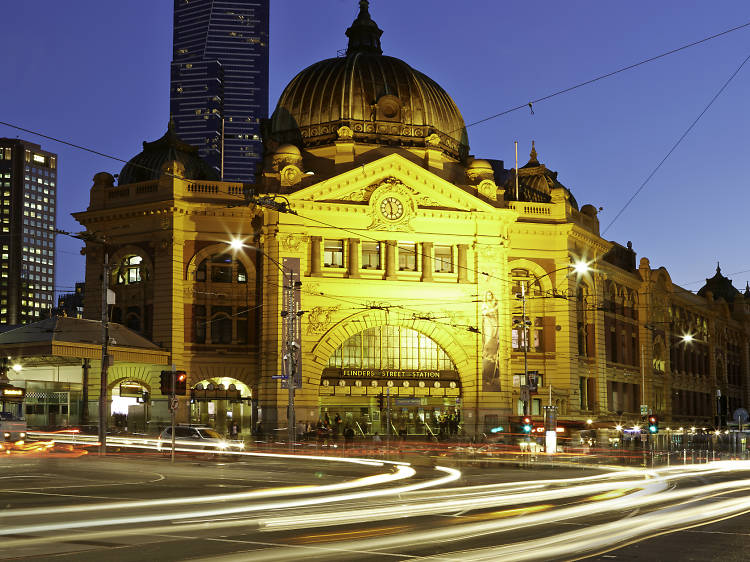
[269,1,469,161]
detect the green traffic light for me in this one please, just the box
[649,425,657,433]
[523,424,532,433]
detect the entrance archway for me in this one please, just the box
[319,325,462,438]
[189,377,252,438]
[110,380,149,433]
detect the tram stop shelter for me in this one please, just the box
[0,317,169,430]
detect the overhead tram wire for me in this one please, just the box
[9,22,749,294]
[602,50,750,234]
[17,23,746,309]
[453,19,750,134]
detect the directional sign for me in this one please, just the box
[271,375,288,380]
[640,404,648,416]
[520,385,530,402]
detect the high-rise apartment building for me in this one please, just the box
[0,139,57,325]
[170,0,269,183]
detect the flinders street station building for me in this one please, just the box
[18,2,745,442]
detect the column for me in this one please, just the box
[457,244,468,283]
[421,242,433,282]
[385,240,397,280]
[310,236,322,277]
[347,238,360,278]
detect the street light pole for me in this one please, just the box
[99,249,110,455]
[231,240,301,449]
[283,266,300,449]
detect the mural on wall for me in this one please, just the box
[481,289,501,392]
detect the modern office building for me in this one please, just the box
[170,0,269,183]
[0,139,56,326]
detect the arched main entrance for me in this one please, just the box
[320,325,462,437]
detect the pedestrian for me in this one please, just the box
[230,421,239,440]
[344,426,355,449]
[334,413,342,436]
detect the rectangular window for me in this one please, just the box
[361,242,381,269]
[398,243,417,271]
[434,245,452,273]
[323,239,344,267]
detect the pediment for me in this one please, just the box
[285,153,498,214]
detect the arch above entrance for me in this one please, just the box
[311,308,470,379]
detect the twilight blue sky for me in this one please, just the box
[1,1,749,298]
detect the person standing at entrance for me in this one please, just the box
[230,421,239,440]
[334,413,342,437]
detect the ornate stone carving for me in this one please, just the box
[280,233,309,252]
[476,243,501,262]
[416,194,440,207]
[367,177,417,232]
[336,125,354,140]
[280,165,302,188]
[477,179,497,200]
[306,305,340,334]
[426,133,441,147]
[340,182,379,202]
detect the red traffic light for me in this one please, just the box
[177,372,187,383]
[523,416,531,424]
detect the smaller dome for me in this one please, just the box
[698,263,740,302]
[580,204,597,217]
[275,144,301,157]
[468,158,493,171]
[118,122,219,185]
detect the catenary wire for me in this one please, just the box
[455,19,750,133]
[601,51,750,234]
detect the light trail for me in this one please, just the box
[0,466,459,544]
[247,464,750,561]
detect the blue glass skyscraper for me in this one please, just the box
[170,0,269,183]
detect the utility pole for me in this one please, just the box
[521,280,530,417]
[170,364,176,463]
[281,265,301,449]
[99,250,110,455]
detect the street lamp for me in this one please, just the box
[516,259,592,418]
[230,238,302,448]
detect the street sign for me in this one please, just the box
[271,375,288,380]
[520,385,530,402]
[169,398,178,411]
[527,371,539,393]
[640,404,648,416]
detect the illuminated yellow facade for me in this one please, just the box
[74,1,749,438]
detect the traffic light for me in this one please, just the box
[175,371,188,396]
[522,416,532,433]
[160,370,171,395]
[377,392,384,410]
[648,415,658,434]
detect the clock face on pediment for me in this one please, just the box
[379,196,404,221]
[368,178,416,231]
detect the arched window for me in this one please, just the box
[510,269,544,353]
[195,254,248,283]
[115,255,145,285]
[210,306,233,344]
[125,306,141,332]
[327,326,456,371]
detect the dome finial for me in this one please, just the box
[346,0,383,55]
[717,261,721,274]
[528,140,539,165]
